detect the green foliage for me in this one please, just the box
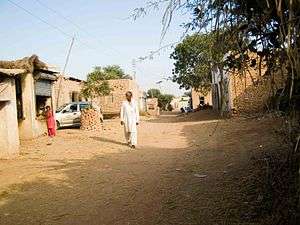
[81,65,132,100]
[159,94,174,110]
[147,88,174,110]
[81,68,112,100]
[147,88,161,98]
[153,1,300,223]
[170,33,224,94]
[93,65,131,80]
[81,81,111,100]
[136,0,300,98]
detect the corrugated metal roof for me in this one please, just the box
[38,72,57,81]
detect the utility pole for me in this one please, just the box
[56,36,75,107]
[62,36,75,75]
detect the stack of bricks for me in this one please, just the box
[80,108,102,131]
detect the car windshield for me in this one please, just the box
[56,104,69,113]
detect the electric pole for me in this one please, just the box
[56,36,75,107]
[62,36,75,75]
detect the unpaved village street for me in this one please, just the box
[0,111,284,225]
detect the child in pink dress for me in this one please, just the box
[45,106,56,138]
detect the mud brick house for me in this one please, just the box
[54,77,146,116]
[170,96,191,111]
[96,79,141,116]
[54,75,86,107]
[139,90,147,112]
[212,53,286,114]
[0,55,58,158]
[191,89,212,109]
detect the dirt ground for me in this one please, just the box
[0,110,285,225]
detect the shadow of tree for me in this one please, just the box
[149,110,220,124]
[0,113,283,225]
[90,136,127,146]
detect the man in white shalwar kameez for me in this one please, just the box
[120,91,140,148]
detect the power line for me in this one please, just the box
[134,40,179,64]
[35,0,86,34]
[34,0,122,57]
[7,0,100,52]
[7,0,73,39]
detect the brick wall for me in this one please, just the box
[191,89,212,109]
[53,76,85,107]
[54,77,144,115]
[96,79,140,115]
[228,55,286,113]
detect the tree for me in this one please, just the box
[81,67,112,102]
[102,65,131,79]
[92,65,132,80]
[170,34,214,94]
[147,89,174,110]
[81,64,132,101]
[170,32,234,96]
[159,94,174,110]
[147,88,161,98]
[134,0,300,223]
[134,0,300,111]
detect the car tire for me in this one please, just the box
[56,121,61,130]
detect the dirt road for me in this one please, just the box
[0,111,284,225]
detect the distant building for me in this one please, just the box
[171,96,191,111]
[96,79,142,116]
[54,76,86,107]
[191,89,212,109]
[0,55,58,158]
[146,98,160,116]
[54,77,147,116]
[138,90,147,112]
[170,97,180,110]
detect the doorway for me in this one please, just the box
[15,77,23,120]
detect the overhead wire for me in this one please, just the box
[6,0,117,56]
[7,0,73,39]
[32,0,177,69]
[34,0,123,57]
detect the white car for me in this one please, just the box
[55,102,91,129]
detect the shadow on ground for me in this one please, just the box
[90,136,127,146]
[149,110,220,124]
[0,112,284,225]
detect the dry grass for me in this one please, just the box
[0,55,47,73]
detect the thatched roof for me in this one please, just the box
[0,68,27,76]
[0,55,47,74]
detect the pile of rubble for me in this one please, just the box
[80,108,102,131]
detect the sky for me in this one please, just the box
[0,0,190,96]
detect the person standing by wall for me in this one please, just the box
[45,106,56,144]
[120,91,140,148]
